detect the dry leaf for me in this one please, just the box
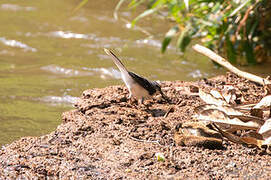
[240,137,263,148]
[195,104,243,116]
[253,95,271,109]
[213,124,243,144]
[222,88,237,104]
[258,118,271,139]
[242,131,263,140]
[209,87,237,104]
[199,89,229,106]
[177,122,221,138]
[266,84,271,95]
[250,108,264,119]
[213,124,263,148]
[263,136,271,145]
[228,115,264,125]
[197,109,261,130]
[174,122,223,149]
[189,85,199,93]
[210,90,224,99]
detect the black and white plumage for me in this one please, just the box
[104,48,168,102]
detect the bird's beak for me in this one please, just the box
[160,90,170,103]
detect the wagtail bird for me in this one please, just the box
[104,48,169,103]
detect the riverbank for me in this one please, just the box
[1,73,270,179]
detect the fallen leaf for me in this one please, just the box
[197,109,261,130]
[222,88,237,104]
[258,118,271,139]
[209,87,237,104]
[174,122,223,149]
[240,137,263,148]
[243,131,263,140]
[250,108,264,119]
[177,121,221,138]
[228,115,264,125]
[253,95,271,109]
[263,136,271,145]
[264,81,271,95]
[189,85,199,93]
[195,104,243,116]
[213,124,243,144]
[199,89,229,106]
[213,124,263,148]
[210,90,224,99]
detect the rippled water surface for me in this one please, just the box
[0,0,270,145]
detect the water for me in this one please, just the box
[0,0,270,146]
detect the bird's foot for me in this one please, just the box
[138,98,152,111]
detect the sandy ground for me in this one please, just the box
[1,73,271,179]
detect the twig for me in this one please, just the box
[129,136,162,145]
[192,44,271,86]
[163,107,174,118]
[235,5,253,38]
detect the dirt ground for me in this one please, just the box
[1,72,271,179]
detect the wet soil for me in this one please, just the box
[1,73,271,179]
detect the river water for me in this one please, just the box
[0,0,270,145]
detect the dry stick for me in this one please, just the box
[192,44,271,86]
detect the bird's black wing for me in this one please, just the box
[128,71,157,95]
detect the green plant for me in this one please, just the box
[116,0,271,64]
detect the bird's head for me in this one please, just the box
[152,81,170,102]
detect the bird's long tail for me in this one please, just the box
[104,48,129,74]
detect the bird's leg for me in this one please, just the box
[127,95,133,104]
[127,91,138,105]
[139,97,145,108]
[127,89,133,102]
[128,92,132,99]
[138,97,151,110]
[140,97,144,105]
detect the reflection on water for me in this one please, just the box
[49,31,96,40]
[0,37,37,52]
[82,67,121,79]
[41,65,91,76]
[0,4,36,11]
[38,95,79,105]
[188,70,209,79]
[0,0,270,146]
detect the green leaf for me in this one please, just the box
[161,26,179,53]
[132,8,159,26]
[177,29,191,52]
[114,0,127,20]
[151,0,165,8]
[248,20,259,40]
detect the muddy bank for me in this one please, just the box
[1,73,271,179]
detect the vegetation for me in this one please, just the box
[115,0,271,64]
